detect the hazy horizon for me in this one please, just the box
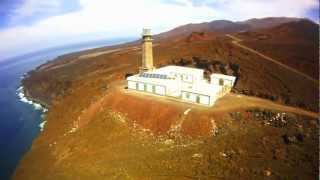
[0,0,318,61]
[0,36,137,63]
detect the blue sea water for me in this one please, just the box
[0,37,134,180]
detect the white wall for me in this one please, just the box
[181,74,193,83]
[199,95,210,105]
[182,91,215,106]
[182,92,196,103]
[128,81,137,89]
[210,74,236,87]
[155,85,165,95]
[138,83,145,91]
[146,84,153,93]
[211,77,220,85]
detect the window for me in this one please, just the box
[219,79,224,86]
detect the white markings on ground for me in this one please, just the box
[78,49,121,59]
[210,118,218,136]
[184,108,192,115]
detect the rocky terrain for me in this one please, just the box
[14,17,319,179]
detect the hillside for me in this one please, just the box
[14,80,318,180]
[155,17,300,40]
[14,17,319,179]
[236,19,319,78]
[22,18,319,111]
[241,17,301,29]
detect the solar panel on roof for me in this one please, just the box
[139,73,170,79]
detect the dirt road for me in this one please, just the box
[215,93,318,118]
[226,34,318,84]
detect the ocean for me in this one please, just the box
[0,37,134,180]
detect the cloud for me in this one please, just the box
[161,0,188,6]
[0,0,318,60]
[7,0,61,26]
[0,0,215,60]
[12,0,60,17]
[197,0,319,21]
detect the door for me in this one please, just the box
[196,95,200,104]
[146,84,153,93]
[138,83,145,91]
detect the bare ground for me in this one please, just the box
[13,81,319,180]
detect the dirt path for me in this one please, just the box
[41,49,122,71]
[226,34,318,84]
[78,49,121,59]
[215,93,318,118]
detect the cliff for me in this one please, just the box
[13,17,319,179]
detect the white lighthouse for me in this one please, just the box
[139,29,154,73]
[126,28,236,106]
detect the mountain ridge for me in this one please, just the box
[154,17,304,40]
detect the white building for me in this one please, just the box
[126,29,236,106]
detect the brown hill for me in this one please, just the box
[265,19,319,41]
[155,17,301,41]
[22,18,319,111]
[185,32,216,42]
[236,19,319,78]
[14,81,318,180]
[241,17,301,29]
[15,17,319,180]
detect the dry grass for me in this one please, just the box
[15,29,319,179]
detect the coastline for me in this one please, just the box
[12,38,130,134]
[7,38,138,180]
[16,82,48,132]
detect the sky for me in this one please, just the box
[0,0,319,61]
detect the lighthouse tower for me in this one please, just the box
[140,28,154,73]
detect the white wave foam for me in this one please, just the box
[17,86,49,132]
[39,121,47,132]
[16,86,48,113]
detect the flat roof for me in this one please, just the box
[153,65,204,75]
[210,73,236,81]
[127,74,176,85]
